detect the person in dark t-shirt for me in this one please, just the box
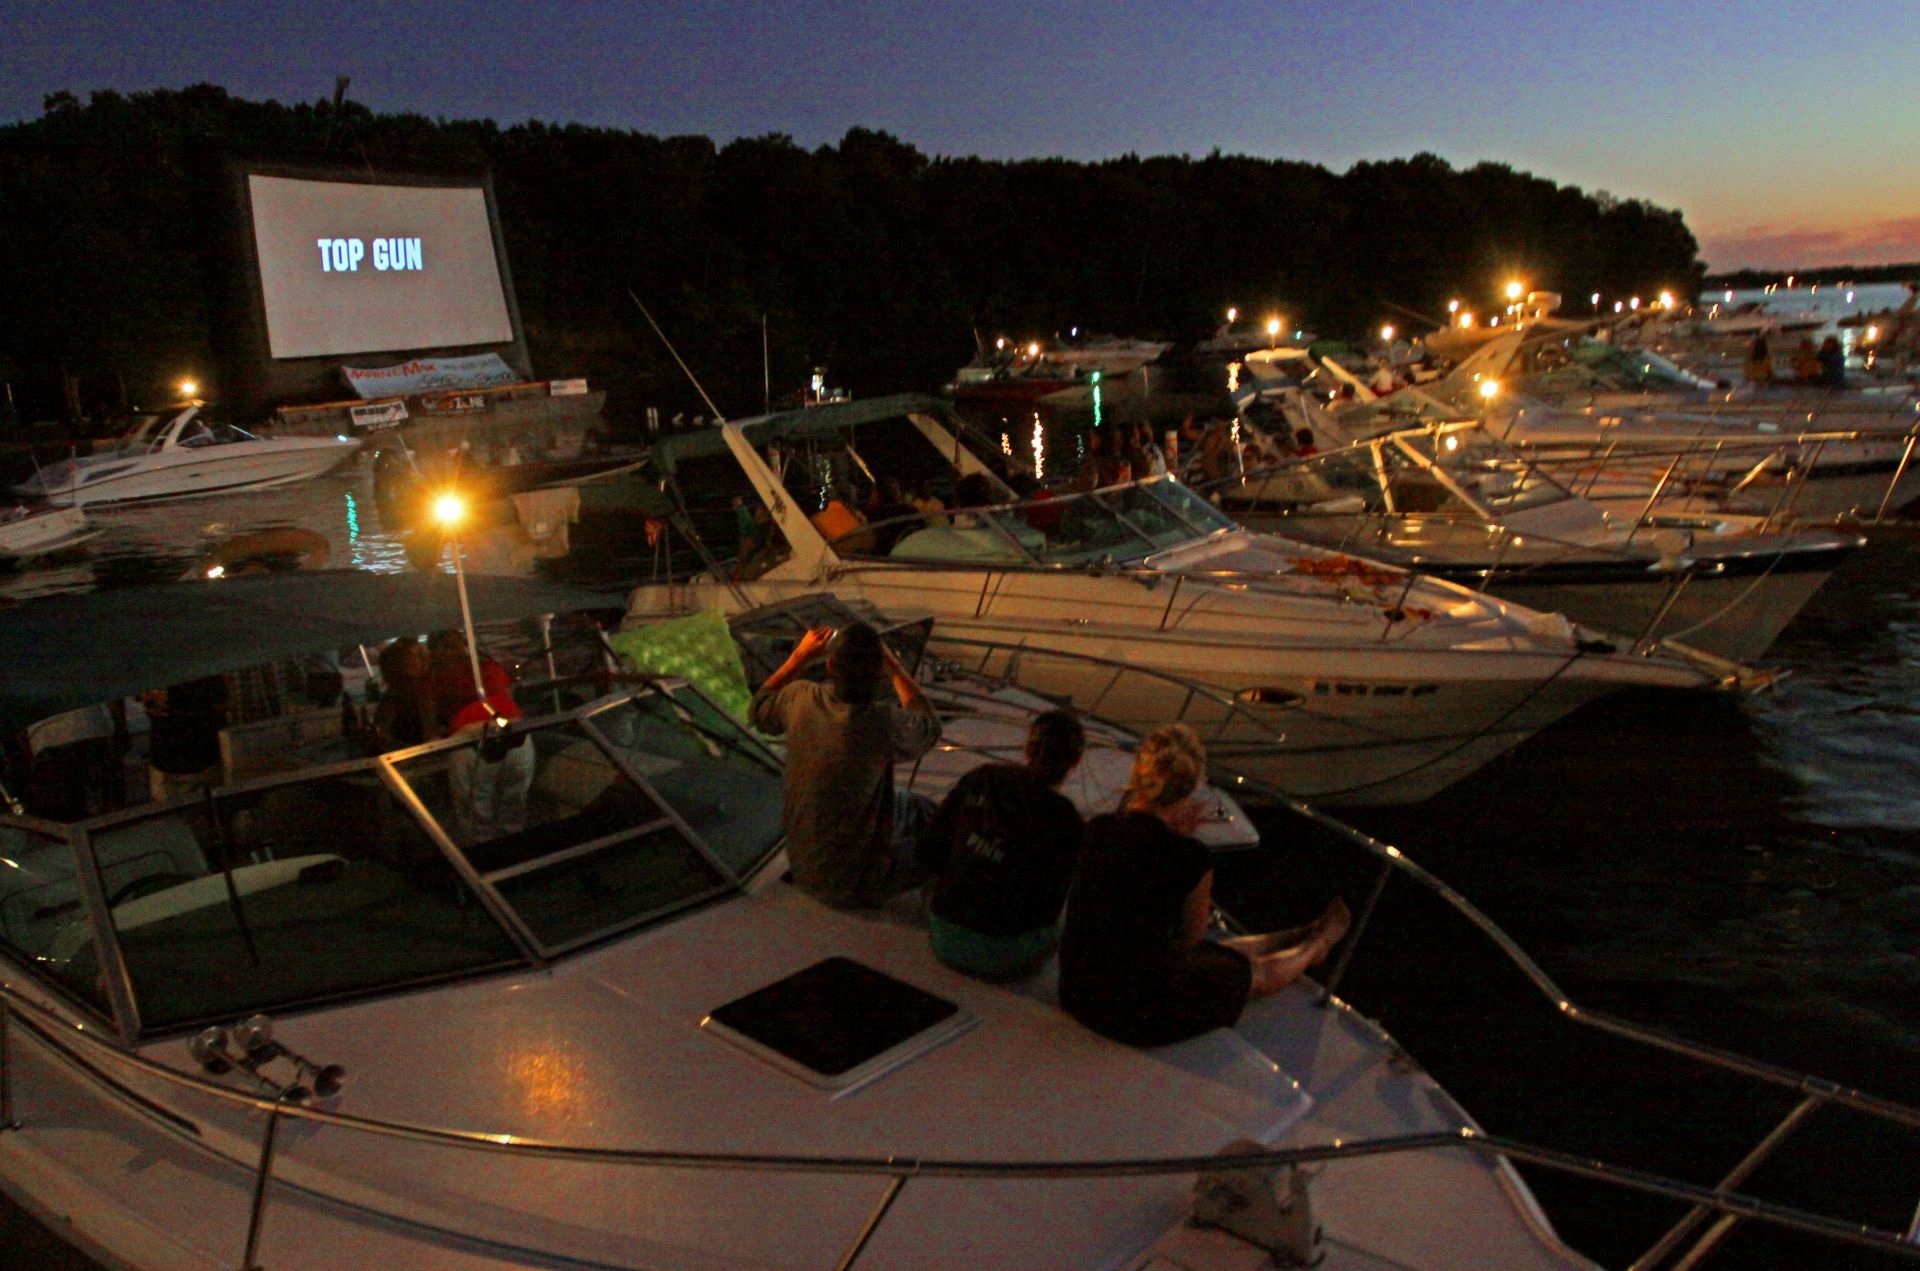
[1060,724,1350,1047]
[922,710,1086,980]
[143,676,228,804]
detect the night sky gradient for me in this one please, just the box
[5,0,1917,270]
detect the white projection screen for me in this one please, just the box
[248,175,515,359]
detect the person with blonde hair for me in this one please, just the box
[1059,724,1350,1046]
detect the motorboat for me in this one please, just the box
[948,336,1167,406]
[622,395,1754,806]
[0,571,1911,1268]
[1306,330,1920,523]
[13,403,359,507]
[1213,418,1862,662]
[0,505,97,561]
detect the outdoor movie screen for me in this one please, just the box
[248,174,515,360]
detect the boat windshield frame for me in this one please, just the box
[1383,424,1580,519]
[0,677,784,1042]
[826,474,1238,568]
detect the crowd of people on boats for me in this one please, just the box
[747,618,1350,1047]
[1743,333,1849,389]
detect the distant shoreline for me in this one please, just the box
[1706,262,1919,288]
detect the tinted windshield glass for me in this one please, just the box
[1395,433,1573,516]
[585,691,784,875]
[392,714,740,951]
[80,772,522,1030]
[0,820,113,1016]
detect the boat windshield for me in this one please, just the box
[1390,431,1575,517]
[177,422,260,449]
[35,682,784,1033]
[72,768,525,1031]
[838,477,1235,568]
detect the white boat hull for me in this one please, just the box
[16,438,357,507]
[0,892,1593,1270]
[0,506,94,559]
[635,556,1720,805]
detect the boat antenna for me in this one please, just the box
[761,313,771,415]
[628,290,729,424]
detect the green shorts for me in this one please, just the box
[929,913,1056,982]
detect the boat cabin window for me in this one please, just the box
[390,714,742,953]
[71,771,523,1031]
[0,820,114,1017]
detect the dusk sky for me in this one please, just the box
[6,0,1918,272]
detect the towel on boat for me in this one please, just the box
[511,486,581,558]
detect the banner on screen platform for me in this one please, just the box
[341,353,521,399]
[349,400,410,430]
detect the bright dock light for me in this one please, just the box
[1226,306,1238,323]
[1459,312,1475,328]
[1630,296,1641,310]
[1659,291,1675,309]
[1505,281,1524,301]
[1266,317,1282,336]
[1380,324,1395,341]
[1025,341,1041,359]
[1447,299,1460,313]
[177,379,198,397]
[432,492,468,529]
[1478,379,1501,400]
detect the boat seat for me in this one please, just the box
[220,706,345,785]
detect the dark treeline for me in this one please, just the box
[0,85,1704,428]
[1706,263,1920,289]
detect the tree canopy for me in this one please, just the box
[0,85,1705,425]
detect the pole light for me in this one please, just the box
[432,491,488,703]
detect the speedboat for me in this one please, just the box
[0,570,1910,1268]
[622,395,1755,806]
[13,403,359,507]
[1214,418,1861,662]
[948,337,1167,406]
[0,505,97,561]
[1301,336,1920,525]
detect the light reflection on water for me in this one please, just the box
[0,462,412,603]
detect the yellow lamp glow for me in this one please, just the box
[1478,379,1500,400]
[1447,299,1460,313]
[1025,341,1041,359]
[1266,317,1282,337]
[1225,306,1238,323]
[1867,325,1879,342]
[1459,312,1475,328]
[178,379,198,397]
[1505,281,1524,301]
[1659,291,1675,309]
[432,492,467,529]
[1380,324,1395,341]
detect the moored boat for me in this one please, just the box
[622,396,1754,806]
[0,571,1911,1268]
[13,404,359,508]
[1214,418,1862,661]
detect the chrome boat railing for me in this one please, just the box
[6,765,1920,1268]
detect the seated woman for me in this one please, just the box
[1058,724,1350,1047]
